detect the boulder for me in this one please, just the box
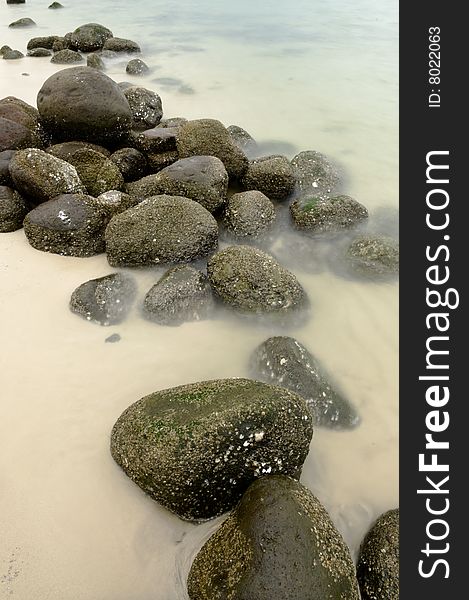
[177,119,249,180]
[46,141,110,161]
[0,46,12,57]
[8,18,36,28]
[291,150,340,195]
[0,186,28,232]
[69,23,113,52]
[143,265,214,325]
[223,190,275,238]
[241,155,296,201]
[23,193,110,256]
[103,37,140,53]
[37,67,133,145]
[357,509,399,600]
[50,49,84,64]
[86,53,105,70]
[207,246,307,315]
[65,148,124,196]
[0,150,15,186]
[27,48,53,57]
[126,59,149,75]
[105,194,218,267]
[2,50,24,60]
[0,98,43,146]
[122,86,163,130]
[250,336,360,429]
[290,195,368,233]
[109,147,147,181]
[27,36,61,50]
[9,148,85,204]
[129,127,176,153]
[188,476,360,600]
[227,124,257,155]
[52,37,69,52]
[0,118,35,151]
[158,117,187,128]
[110,378,313,520]
[70,273,137,325]
[93,190,137,217]
[345,235,399,278]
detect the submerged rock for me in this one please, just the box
[242,155,296,201]
[70,273,137,325]
[9,18,36,29]
[23,193,109,256]
[250,336,360,429]
[122,86,163,130]
[87,53,105,70]
[50,49,84,64]
[69,23,113,52]
[188,475,360,600]
[110,378,313,520]
[27,48,53,57]
[65,148,124,196]
[49,2,64,8]
[227,124,257,155]
[143,265,214,326]
[2,50,24,60]
[357,509,399,600]
[9,148,85,204]
[27,36,61,51]
[105,194,218,267]
[223,190,276,239]
[345,235,399,278]
[290,195,368,233]
[103,37,141,53]
[105,333,121,343]
[126,59,149,75]
[291,150,340,195]
[110,147,147,181]
[177,119,249,180]
[37,67,133,145]
[207,246,306,315]
[0,186,28,232]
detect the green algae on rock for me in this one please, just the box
[357,509,399,600]
[346,235,399,278]
[187,475,360,600]
[290,194,368,233]
[110,379,313,521]
[250,336,360,430]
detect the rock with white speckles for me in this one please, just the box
[241,155,296,201]
[70,273,137,325]
[69,23,113,52]
[9,148,85,204]
[110,379,313,521]
[345,235,399,278]
[65,148,124,196]
[0,186,28,232]
[291,150,341,195]
[223,190,276,239]
[290,195,368,234]
[187,475,360,599]
[357,509,399,600]
[250,336,360,430]
[122,86,163,131]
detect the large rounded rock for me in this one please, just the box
[122,86,163,130]
[9,148,85,204]
[87,53,105,71]
[129,127,177,153]
[188,475,360,600]
[241,155,296,201]
[37,67,132,145]
[70,273,137,325]
[105,194,218,267]
[345,235,399,278]
[126,59,149,75]
[0,118,35,151]
[0,98,44,148]
[27,36,61,51]
[50,49,84,64]
[223,191,276,239]
[23,194,110,256]
[357,509,399,600]
[0,186,28,232]
[290,195,368,233]
[207,246,307,315]
[143,265,214,326]
[110,379,313,521]
[177,119,249,180]
[291,151,340,195]
[69,23,113,52]
[103,37,141,53]
[250,336,360,430]
[65,148,124,196]
[2,50,24,60]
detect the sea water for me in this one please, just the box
[0,1,398,598]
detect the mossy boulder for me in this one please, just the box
[0,118,35,151]
[8,18,36,29]
[291,151,341,195]
[103,37,141,53]
[357,509,399,600]
[27,48,53,57]
[241,155,296,201]
[86,53,105,70]
[69,23,113,52]
[51,49,84,64]
[126,59,149,75]
[110,378,313,520]
[27,36,61,51]
[23,193,110,256]
[177,119,249,180]
[345,235,399,278]
[207,246,307,315]
[250,336,360,430]
[290,195,368,233]
[143,265,214,326]
[9,148,85,204]
[2,50,24,60]
[0,98,44,148]
[46,141,110,162]
[70,273,137,325]
[105,194,218,267]
[146,150,179,173]
[122,86,163,130]
[223,191,276,239]
[65,148,124,196]
[93,190,137,217]
[110,148,147,181]
[0,186,28,232]
[188,475,360,600]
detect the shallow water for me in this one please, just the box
[1,1,398,598]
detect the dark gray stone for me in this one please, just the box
[177,119,249,180]
[65,148,124,196]
[129,127,176,153]
[52,37,69,52]
[37,67,133,145]
[8,18,36,28]
[0,118,35,151]
[27,36,61,51]
[291,150,340,195]
[188,476,360,600]
[0,46,12,56]
[126,59,149,75]
[357,509,399,600]
[50,49,84,64]
[250,336,360,430]
[105,333,121,343]
[241,155,296,201]
[223,190,275,238]
[110,147,147,181]
[9,148,85,203]
[0,150,15,186]
[27,48,53,57]
[143,265,214,326]
[0,186,28,232]
[110,379,313,520]
[122,86,163,130]
[207,245,307,315]
[105,194,218,267]
[158,117,187,128]
[70,272,137,325]
[2,50,24,60]
[86,53,105,70]
[103,37,140,53]
[146,150,179,173]
[23,193,110,256]
[346,235,399,278]
[290,195,369,233]
[69,23,113,52]
[46,141,111,162]
[49,2,64,8]
[227,124,257,154]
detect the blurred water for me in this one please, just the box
[0,1,398,599]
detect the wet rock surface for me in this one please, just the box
[207,245,307,315]
[23,193,110,256]
[110,378,313,520]
[242,155,296,201]
[250,336,360,429]
[105,194,218,267]
[291,150,341,195]
[188,475,360,600]
[86,53,105,70]
[122,86,163,130]
[143,265,214,326]
[69,23,113,52]
[223,190,276,239]
[0,186,28,232]
[357,509,399,600]
[126,59,149,75]
[227,124,258,156]
[290,195,368,233]
[0,150,15,186]
[50,49,84,64]
[110,147,147,181]
[65,148,124,196]
[46,141,110,161]
[345,235,399,278]
[27,36,61,51]
[8,18,36,29]
[93,190,137,217]
[2,50,24,60]
[70,272,137,325]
